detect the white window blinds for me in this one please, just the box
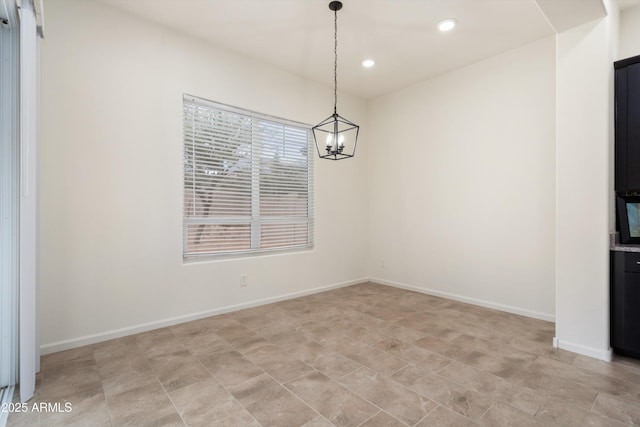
[183,95,314,257]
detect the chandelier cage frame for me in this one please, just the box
[312,0,360,161]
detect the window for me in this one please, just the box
[183,95,314,257]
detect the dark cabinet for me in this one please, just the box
[610,250,640,359]
[615,55,640,194]
[613,55,640,360]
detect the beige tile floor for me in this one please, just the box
[6,282,640,426]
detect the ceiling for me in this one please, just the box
[619,0,640,9]
[97,0,627,99]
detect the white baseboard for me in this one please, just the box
[42,275,616,363]
[553,336,612,362]
[369,277,555,323]
[40,277,367,355]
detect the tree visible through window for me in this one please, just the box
[183,95,314,257]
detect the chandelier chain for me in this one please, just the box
[334,6,338,115]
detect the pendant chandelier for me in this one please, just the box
[313,1,359,160]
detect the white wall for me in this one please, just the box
[40,0,632,362]
[39,0,369,351]
[619,4,640,60]
[367,37,557,321]
[554,0,619,360]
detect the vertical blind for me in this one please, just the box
[183,95,314,257]
[0,0,19,411]
[19,0,40,404]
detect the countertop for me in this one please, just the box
[610,232,640,253]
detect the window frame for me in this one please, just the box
[182,94,314,259]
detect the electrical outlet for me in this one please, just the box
[379,260,385,269]
[241,274,248,287]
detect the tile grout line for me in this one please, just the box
[156,380,188,427]
[183,313,344,425]
[589,391,599,412]
[331,366,424,427]
[190,351,264,427]
[95,359,117,427]
[532,394,549,418]
[412,403,439,426]
[433,359,455,374]
[369,354,519,424]
[263,370,325,424]
[587,392,635,425]
[354,409,383,427]
[385,363,411,378]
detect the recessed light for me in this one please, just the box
[362,59,375,68]
[438,18,456,32]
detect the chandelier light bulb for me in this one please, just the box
[326,133,345,147]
